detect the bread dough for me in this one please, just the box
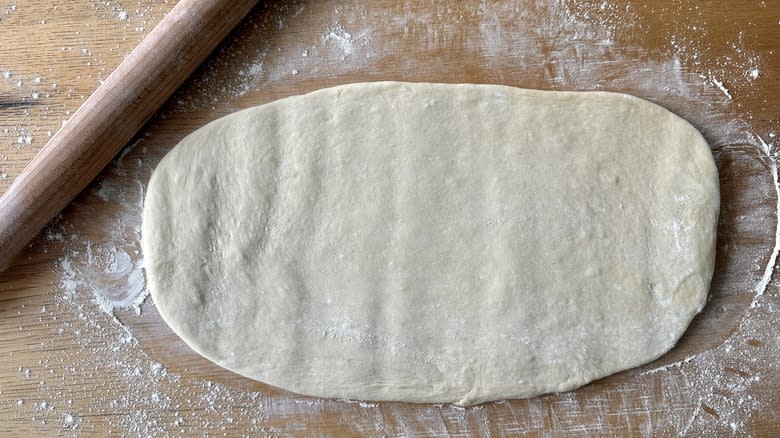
[142,82,719,406]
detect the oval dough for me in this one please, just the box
[142,82,719,406]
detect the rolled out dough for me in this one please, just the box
[142,82,719,406]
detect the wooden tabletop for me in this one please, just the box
[1,0,778,436]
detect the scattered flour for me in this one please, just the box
[711,77,733,100]
[752,135,780,307]
[322,23,356,56]
[55,141,148,316]
[4,0,777,435]
[62,413,80,430]
[17,134,33,144]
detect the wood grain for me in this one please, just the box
[0,0,257,272]
[1,0,779,436]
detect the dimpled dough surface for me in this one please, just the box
[142,82,719,406]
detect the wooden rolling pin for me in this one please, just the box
[0,0,258,272]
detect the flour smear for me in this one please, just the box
[13,1,776,435]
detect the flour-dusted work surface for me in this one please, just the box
[0,0,778,436]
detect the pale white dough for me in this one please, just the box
[142,82,719,406]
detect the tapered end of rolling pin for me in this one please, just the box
[0,0,258,273]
